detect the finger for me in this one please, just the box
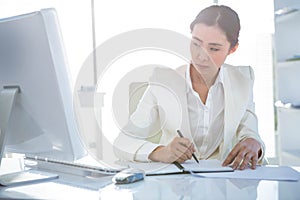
[175,147,194,162]
[175,151,189,163]
[189,143,196,153]
[251,154,258,169]
[176,157,185,163]
[184,148,193,159]
[174,148,189,160]
[183,148,194,160]
[232,151,246,170]
[223,145,240,166]
[177,153,189,161]
[239,153,251,170]
[178,138,193,148]
[172,138,194,161]
[175,144,190,156]
[176,141,193,154]
[185,143,194,154]
[169,138,188,151]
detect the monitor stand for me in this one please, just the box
[0,86,20,166]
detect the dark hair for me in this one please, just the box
[190,5,240,49]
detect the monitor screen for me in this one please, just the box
[0,8,86,161]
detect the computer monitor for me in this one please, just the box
[0,8,86,163]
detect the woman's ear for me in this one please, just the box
[228,43,239,55]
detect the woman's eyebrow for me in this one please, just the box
[192,36,223,46]
[209,43,223,46]
[192,36,202,42]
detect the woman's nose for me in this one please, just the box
[197,48,209,62]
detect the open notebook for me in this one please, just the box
[121,159,233,176]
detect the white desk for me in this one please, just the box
[1,158,300,200]
[99,174,300,200]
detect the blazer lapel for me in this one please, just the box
[175,66,193,142]
[223,72,236,158]
[222,65,252,158]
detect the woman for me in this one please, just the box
[113,5,265,170]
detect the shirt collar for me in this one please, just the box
[185,64,224,93]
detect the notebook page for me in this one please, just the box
[182,159,233,173]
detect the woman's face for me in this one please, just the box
[190,23,236,75]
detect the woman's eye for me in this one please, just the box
[192,42,201,47]
[210,47,219,51]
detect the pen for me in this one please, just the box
[176,130,199,163]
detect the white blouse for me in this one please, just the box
[185,65,225,159]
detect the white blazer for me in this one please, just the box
[113,64,265,163]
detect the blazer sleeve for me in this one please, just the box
[235,66,266,164]
[113,85,162,161]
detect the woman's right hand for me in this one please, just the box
[148,137,196,163]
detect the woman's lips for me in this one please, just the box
[196,64,209,68]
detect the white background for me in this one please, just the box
[0,0,275,159]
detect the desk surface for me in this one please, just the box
[1,158,300,200]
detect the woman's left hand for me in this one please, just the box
[222,138,262,170]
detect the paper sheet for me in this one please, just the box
[192,165,300,181]
[182,160,233,172]
[126,162,181,175]
[123,159,233,175]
